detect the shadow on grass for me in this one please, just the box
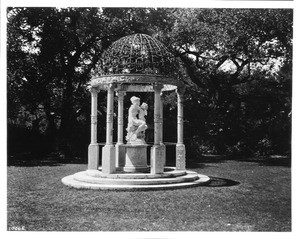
[204,176,240,187]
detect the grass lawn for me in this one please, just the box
[7,156,291,231]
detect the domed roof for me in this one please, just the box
[90,34,180,92]
[101,33,176,76]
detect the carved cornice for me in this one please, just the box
[91,74,177,86]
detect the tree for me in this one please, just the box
[162,8,292,156]
[7,8,292,159]
[7,7,176,157]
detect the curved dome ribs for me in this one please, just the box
[99,33,176,77]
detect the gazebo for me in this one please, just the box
[62,33,210,190]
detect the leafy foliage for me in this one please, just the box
[162,8,292,157]
[7,7,292,160]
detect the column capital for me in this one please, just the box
[89,86,100,94]
[116,91,126,98]
[107,83,116,91]
[153,83,163,92]
[106,83,115,145]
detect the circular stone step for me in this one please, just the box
[73,171,199,185]
[61,168,210,191]
[86,167,187,179]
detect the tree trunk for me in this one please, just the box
[59,75,74,158]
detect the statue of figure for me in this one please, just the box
[139,102,148,121]
[126,96,148,144]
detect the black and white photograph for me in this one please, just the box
[1,0,298,237]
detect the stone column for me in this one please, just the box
[115,91,126,168]
[88,86,100,170]
[160,92,164,143]
[154,84,163,145]
[151,83,165,174]
[102,84,116,174]
[160,91,166,166]
[176,87,186,170]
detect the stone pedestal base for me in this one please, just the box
[62,167,210,191]
[115,144,126,168]
[123,145,148,172]
[176,144,186,170]
[88,143,99,170]
[102,145,116,174]
[151,145,166,174]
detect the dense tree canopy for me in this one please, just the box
[162,8,292,156]
[7,7,292,160]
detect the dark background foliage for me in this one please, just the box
[7,7,292,164]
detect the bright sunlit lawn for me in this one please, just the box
[7,156,291,231]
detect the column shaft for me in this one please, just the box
[176,87,186,170]
[117,91,125,143]
[160,92,166,166]
[151,83,165,174]
[102,84,116,174]
[154,85,162,145]
[90,88,98,144]
[177,92,184,144]
[106,84,115,145]
[88,87,100,170]
[116,91,126,168]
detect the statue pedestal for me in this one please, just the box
[122,145,149,172]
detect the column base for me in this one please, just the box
[176,144,186,170]
[102,145,116,174]
[151,145,166,174]
[88,143,99,170]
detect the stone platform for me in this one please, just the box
[61,167,210,191]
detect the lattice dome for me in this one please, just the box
[90,33,180,91]
[101,33,176,76]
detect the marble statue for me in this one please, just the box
[126,96,148,144]
[139,102,148,121]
